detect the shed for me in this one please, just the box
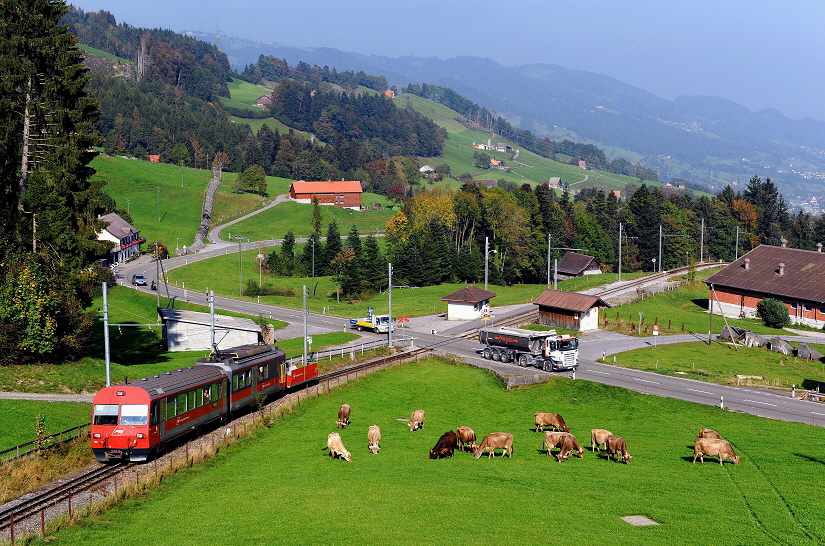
[441,286,497,320]
[158,308,262,352]
[288,180,363,210]
[557,251,601,278]
[533,289,609,331]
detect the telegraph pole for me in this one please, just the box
[618,222,622,281]
[658,225,663,272]
[388,263,393,349]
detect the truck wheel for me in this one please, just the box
[356,325,363,332]
[501,352,512,363]
[482,347,492,360]
[492,349,501,361]
[518,355,529,367]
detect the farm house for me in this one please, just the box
[288,180,363,210]
[704,243,825,327]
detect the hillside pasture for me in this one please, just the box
[50,358,825,544]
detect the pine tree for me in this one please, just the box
[0,0,104,363]
[321,222,341,275]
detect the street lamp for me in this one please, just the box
[235,235,244,296]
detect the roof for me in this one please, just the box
[441,286,497,303]
[99,212,139,239]
[704,244,825,303]
[557,252,598,275]
[158,308,260,333]
[533,289,609,312]
[474,179,497,188]
[290,180,363,194]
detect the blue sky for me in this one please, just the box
[70,0,825,121]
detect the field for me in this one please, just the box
[0,401,91,452]
[49,358,825,544]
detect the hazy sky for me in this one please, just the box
[70,0,825,121]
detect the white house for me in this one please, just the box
[440,286,497,320]
[98,212,141,265]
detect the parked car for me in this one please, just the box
[131,274,147,286]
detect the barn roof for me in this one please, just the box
[704,244,825,303]
[441,286,497,303]
[290,180,363,194]
[557,252,598,275]
[99,212,139,238]
[533,289,610,312]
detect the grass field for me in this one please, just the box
[0,401,91,452]
[48,358,825,544]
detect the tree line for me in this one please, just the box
[240,54,389,93]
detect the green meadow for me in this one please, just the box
[0,401,92,452]
[49,359,825,544]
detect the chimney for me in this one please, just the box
[781,238,787,248]
[778,263,785,276]
[743,258,750,270]
[818,243,822,252]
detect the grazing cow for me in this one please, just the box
[699,427,722,439]
[409,409,425,431]
[322,432,352,462]
[557,434,584,463]
[473,433,514,459]
[534,412,569,432]
[368,425,381,454]
[693,438,739,465]
[590,429,613,452]
[605,435,632,464]
[337,404,351,429]
[429,430,458,459]
[542,431,569,456]
[456,426,477,452]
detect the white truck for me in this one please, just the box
[350,308,393,334]
[478,327,579,371]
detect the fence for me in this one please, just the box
[0,423,91,465]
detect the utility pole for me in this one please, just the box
[700,218,705,263]
[388,263,393,349]
[735,226,740,261]
[157,187,160,222]
[303,285,308,366]
[210,290,215,350]
[618,222,622,281]
[484,236,490,290]
[658,225,663,272]
[236,235,244,296]
[546,233,551,286]
[103,282,111,387]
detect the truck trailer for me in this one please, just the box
[478,327,578,371]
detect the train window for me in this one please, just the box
[188,390,196,410]
[166,397,176,419]
[196,388,203,408]
[245,370,251,387]
[93,404,118,425]
[150,402,159,426]
[177,393,187,414]
[258,365,268,381]
[121,404,149,425]
[203,385,211,402]
[232,375,239,392]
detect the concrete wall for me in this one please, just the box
[447,301,482,320]
[165,322,259,352]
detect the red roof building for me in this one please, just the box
[288,180,363,210]
[441,286,497,320]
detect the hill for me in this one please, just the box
[187,32,825,197]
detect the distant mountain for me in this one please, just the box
[188,30,825,196]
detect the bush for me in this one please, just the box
[756,298,790,328]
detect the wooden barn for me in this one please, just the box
[440,286,497,320]
[704,244,825,328]
[533,289,609,331]
[556,251,601,278]
[288,180,363,210]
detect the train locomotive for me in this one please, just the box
[91,344,318,462]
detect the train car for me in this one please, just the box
[91,344,318,462]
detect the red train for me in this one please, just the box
[91,344,318,462]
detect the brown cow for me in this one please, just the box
[605,435,632,464]
[693,438,740,465]
[473,432,514,459]
[337,404,351,429]
[590,429,613,452]
[409,409,425,431]
[322,432,352,462]
[367,425,381,454]
[534,412,569,432]
[456,426,477,451]
[542,431,568,456]
[429,430,458,459]
[699,427,722,439]
[557,434,584,463]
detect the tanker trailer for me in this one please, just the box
[478,327,578,371]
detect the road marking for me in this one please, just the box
[811,412,825,417]
[588,370,610,375]
[634,378,659,384]
[742,399,777,407]
[686,388,715,395]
